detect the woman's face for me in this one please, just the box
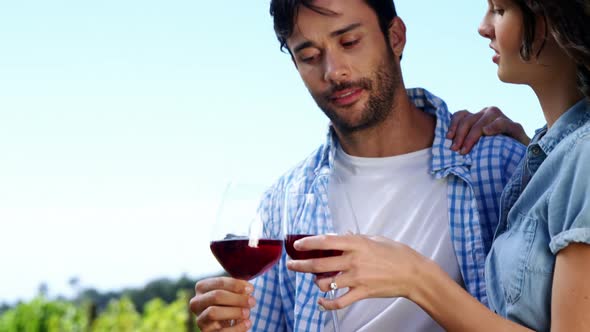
[478,0,529,84]
[479,0,578,93]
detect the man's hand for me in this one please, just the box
[189,277,255,332]
[447,106,530,154]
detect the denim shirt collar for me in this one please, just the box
[525,99,590,174]
[535,98,590,155]
[313,87,469,177]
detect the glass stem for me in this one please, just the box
[328,290,340,332]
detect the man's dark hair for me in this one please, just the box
[270,0,398,54]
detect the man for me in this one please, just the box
[190,0,526,331]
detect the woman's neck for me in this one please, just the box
[532,78,583,128]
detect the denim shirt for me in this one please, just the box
[485,98,590,331]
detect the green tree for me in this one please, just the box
[138,292,188,332]
[0,297,87,332]
[90,297,140,332]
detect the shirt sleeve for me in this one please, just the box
[501,137,527,187]
[548,137,590,254]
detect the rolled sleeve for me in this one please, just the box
[550,228,590,254]
[548,137,590,254]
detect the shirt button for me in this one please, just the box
[531,146,541,155]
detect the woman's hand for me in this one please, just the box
[447,106,530,154]
[286,234,429,310]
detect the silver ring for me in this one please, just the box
[330,278,338,291]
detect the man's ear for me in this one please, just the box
[388,17,407,59]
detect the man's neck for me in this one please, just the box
[334,93,436,158]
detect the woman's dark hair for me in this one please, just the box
[515,0,590,99]
[269,0,397,54]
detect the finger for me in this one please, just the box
[195,277,253,295]
[318,288,367,311]
[200,318,252,332]
[474,106,505,135]
[475,106,505,135]
[510,123,531,145]
[315,272,355,293]
[451,111,483,151]
[222,319,252,332]
[293,234,359,251]
[460,106,509,153]
[197,306,252,331]
[287,255,347,275]
[447,110,471,139]
[482,118,509,136]
[223,319,253,332]
[459,119,488,155]
[190,289,254,316]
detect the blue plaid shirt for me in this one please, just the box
[251,88,526,331]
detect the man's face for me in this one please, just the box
[286,0,401,134]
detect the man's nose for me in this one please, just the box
[323,51,350,84]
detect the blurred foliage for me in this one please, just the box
[0,305,10,317]
[0,274,223,332]
[0,298,87,332]
[75,275,210,314]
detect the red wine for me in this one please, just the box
[285,234,342,278]
[210,239,283,280]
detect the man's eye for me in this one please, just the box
[300,54,319,63]
[342,39,359,48]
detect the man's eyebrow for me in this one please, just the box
[330,22,362,38]
[293,41,314,54]
[292,22,363,54]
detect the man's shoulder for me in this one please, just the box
[470,134,527,162]
[460,134,526,184]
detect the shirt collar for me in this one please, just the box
[534,98,590,155]
[314,88,468,176]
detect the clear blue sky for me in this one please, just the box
[0,1,543,303]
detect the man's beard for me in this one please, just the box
[311,53,399,135]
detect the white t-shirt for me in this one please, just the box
[326,146,462,332]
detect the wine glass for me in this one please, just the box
[209,181,283,324]
[283,185,359,332]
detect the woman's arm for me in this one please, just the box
[288,234,534,331]
[413,258,532,332]
[288,234,590,331]
[551,243,590,331]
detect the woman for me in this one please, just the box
[288,0,590,330]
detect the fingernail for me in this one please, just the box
[460,147,467,154]
[245,320,252,328]
[248,296,256,307]
[451,143,457,150]
[318,303,326,312]
[244,285,253,294]
[242,308,250,318]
